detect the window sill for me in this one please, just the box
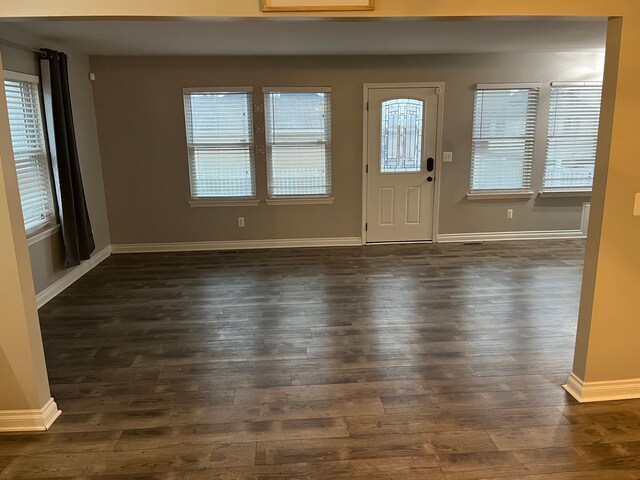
[27,224,60,246]
[189,199,260,208]
[466,191,534,201]
[539,189,592,198]
[266,196,334,206]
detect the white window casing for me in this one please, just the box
[470,84,540,193]
[543,82,602,191]
[4,71,57,234]
[263,87,332,198]
[183,88,256,200]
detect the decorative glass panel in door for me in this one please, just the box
[380,98,424,173]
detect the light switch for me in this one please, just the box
[443,152,453,163]
[634,193,640,216]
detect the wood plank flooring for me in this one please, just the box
[3,239,640,479]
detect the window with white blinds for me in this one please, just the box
[183,89,256,199]
[4,73,56,234]
[543,83,602,190]
[471,85,539,192]
[264,88,331,197]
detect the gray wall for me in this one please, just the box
[90,52,603,245]
[0,24,110,294]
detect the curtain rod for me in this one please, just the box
[0,37,41,54]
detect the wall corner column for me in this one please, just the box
[0,51,60,431]
[566,16,640,403]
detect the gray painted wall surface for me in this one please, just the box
[90,53,603,245]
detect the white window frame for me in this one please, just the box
[3,70,58,239]
[183,87,258,207]
[468,83,540,198]
[542,81,602,194]
[263,87,333,205]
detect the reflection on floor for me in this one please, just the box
[3,239,640,479]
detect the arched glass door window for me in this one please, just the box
[380,98,424,173]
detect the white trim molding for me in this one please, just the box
[3,69,40,84]
[112,237,362,254]
[467,191,534,201]
[0,398,61,432]
[189,199,260,208]
[564,373,640,403]
[476,82,541,90]
[183,86,253,94]
[36,245,113,308]
[539,189,592,198]
[262,86,332,93]
[551,81,603,88]
[266,196,334,206]
[27,223,61,246]
[437,230,586,243]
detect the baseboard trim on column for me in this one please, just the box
[0,398,61,432]
[564,373,640,402]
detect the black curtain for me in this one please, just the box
[40,49,95,268]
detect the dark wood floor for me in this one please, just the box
[3,239,640,479]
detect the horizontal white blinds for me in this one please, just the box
[471,87,539,192]
[544,84,602,189]
[264,91,331,197]
[183,91,255,198]
[4,77,56,233]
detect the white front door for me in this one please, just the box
[365,86,439,243]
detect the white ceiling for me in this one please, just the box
[3,19,607,56]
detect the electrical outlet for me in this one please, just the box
[443,152,453,163]
[506,209,513,219]
[238,217,245,227]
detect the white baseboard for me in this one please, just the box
[0,398,61,432]
[437,230,586,243]
[564,373,640,402]
[36,245,113,308]
[111,237,363,253]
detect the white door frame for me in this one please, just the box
[361,82,445,245]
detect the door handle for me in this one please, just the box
[426,157,435,172]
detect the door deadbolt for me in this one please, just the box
[426,157,435,172]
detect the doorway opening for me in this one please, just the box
[362,82,444,244]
